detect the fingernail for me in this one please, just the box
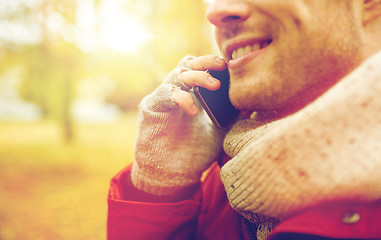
[208,77,219,85]
[191,105,199,115]
[216,57,225,65]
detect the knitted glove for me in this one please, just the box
[131,56,224,196]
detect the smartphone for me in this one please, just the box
[194,69,239,128]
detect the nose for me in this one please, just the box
[206,0,250,28]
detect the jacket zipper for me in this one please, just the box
[243,217,257,240]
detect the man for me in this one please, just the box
[108,0,381,239]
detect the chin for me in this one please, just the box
[230,89,304,117]
[230,94,271,112]
[229,85,282,111]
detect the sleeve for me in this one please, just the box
[107,164,203,240]
[267,200,381,240]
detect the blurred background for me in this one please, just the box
[0,0,217,239]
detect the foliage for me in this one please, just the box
[0,0,216,137]
[19,42,82,118]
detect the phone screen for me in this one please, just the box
[194,69,239,128]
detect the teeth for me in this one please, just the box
[244,45,252,54]
[252,43,261,51]
[231,40,271,60]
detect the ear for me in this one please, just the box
[363,0,381,25]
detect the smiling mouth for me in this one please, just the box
[231,39,272,60]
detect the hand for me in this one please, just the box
[172,55,227,116]
[131,55,227,196]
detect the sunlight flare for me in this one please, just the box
[100,16,151,54]
[99,1,151,53]
[75,0,152,53]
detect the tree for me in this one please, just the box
[0,0,82,143]
[0,0,216,142]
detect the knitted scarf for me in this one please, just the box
[221,51,381,239]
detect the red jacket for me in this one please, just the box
[108,163,381,240]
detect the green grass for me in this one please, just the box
[0,112,138,240]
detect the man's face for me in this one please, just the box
[207,0,366,113]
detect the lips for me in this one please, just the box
[231,40,272,60]
[224,38,272,69]
[223,37,273,61]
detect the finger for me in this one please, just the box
[188,55,227,71]
[180,70,221,91]
[172,89,199,116]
